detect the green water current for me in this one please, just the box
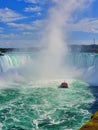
[0,80,95,130]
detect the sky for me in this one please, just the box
[0,0,98,48]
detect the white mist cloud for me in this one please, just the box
[0,33,17,39]
[7,19,45,31]
[0,8,25,23]
[24,6,41,12]
[8,23,35,30]
[24,0,48,5]
[40,0,94,79]
[68,18,98,33]
[25,0,37,3]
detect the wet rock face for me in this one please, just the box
[79,112,98,130]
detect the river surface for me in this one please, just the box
[0,52,97,130]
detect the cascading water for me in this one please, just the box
[64,52,98,85]
[0,52,98,86]
[0,0,96,129]
[0,52,97,130]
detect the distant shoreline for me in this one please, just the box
[0,47,41,55]
[69,44,98,53]
[0,44,98,55]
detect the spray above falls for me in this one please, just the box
[40,0,94,79]
[0,0,96,86]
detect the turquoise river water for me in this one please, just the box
[0,52,97,130]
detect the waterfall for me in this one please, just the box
[0,52,98,86]
[65,53,98,86]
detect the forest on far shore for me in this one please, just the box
[0,44,98,55]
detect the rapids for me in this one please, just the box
[0,79,95,130]
[0,52,97,130]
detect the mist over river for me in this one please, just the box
[0,52,97,130]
